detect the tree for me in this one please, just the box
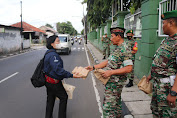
[82,0,141,28]
[81,29,84,35]
[45,23,53,28]
[129,0,142,14]
[82,0,114,28]
[56,21,77,35]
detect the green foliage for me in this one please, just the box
[81,29,84,35]
[129,0,142,14]
[86,0,114,28]
[84,0,141,28]
[56,21,77,35]
[45,23,53,28]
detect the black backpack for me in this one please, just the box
[31,50,54,88]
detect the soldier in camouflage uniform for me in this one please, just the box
[101,33,110,59]
[146,10,177,118]
[86,27,133,118]
[125,30,138,87]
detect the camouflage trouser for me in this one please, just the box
[126,60,134,81]
[151,81,177,117]
[103,45,110,57]
[103,77,126,118]
[127,71,134,81]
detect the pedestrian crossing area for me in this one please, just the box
[71,47,85,51]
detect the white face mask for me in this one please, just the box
[55,44,61,49]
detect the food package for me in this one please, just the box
[94,69,110,85]
[56,83,76,100]
[72,66,89,79]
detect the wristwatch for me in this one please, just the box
[170,91,177,96]
[93,66,95,70]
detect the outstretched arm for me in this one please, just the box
[85,60,108,71]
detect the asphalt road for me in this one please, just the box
[0,40,130,118]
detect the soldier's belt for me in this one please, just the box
[160,77,170,83]
[160,75,176,86]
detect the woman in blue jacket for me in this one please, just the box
[43,35,81,118]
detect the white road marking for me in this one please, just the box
[0,72,19,84]
[84,43,103,118]
[72,47,76,50]
[72,47,85,51]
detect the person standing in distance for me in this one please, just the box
[43,35,82,118]
[86,27,133,118]
[125,30,138,87]
[146,10,177,117]
[101,33,111,59]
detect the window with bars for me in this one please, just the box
[124,10,142,38]
[158,0,177,37]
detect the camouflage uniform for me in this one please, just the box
[103,41,133,118]
[102,37,110,58]
[127,39,136,81]
[150,34,177,117]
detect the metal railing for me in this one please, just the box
[111,20,118,28]
[124,10,142,38]
[104,25,107,34]
[158,0,177,37]
[111,0,128,25]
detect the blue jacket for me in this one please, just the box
[43,49,73,80]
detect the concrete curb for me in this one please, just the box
[87,45,99,64]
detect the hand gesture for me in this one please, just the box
[73,73,83,78]
[146,74,151,83]
[101,70,112,78]
[85,66,93,71]
[167,94,176,108]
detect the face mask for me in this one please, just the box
[127,36,132,40]
[55,44,61,49]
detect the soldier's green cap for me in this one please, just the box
[104,33,107,35]
[126,30,133,34]
[161,10,177,20]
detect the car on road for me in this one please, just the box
[56,34,71,55]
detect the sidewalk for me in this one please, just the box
[86,41,153,118]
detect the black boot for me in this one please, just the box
[102,56,106,60]
[126,80,133,87]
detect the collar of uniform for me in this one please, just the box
[48,48,56,52]
[173,33,177,37]
[168,33,177,40]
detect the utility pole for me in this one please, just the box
[20,1,23,50]
[20,1,23,38]
[83,5,87,44]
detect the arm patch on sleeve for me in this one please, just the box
[123,60,133,67]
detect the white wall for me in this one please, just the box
[23,39,30,49]
[0,28,22,54]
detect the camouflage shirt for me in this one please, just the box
[105,41,133,82]
[151,34,177,80]
[102,37,110,46]
[127,39,136,61]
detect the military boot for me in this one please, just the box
[125,80,133,87]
